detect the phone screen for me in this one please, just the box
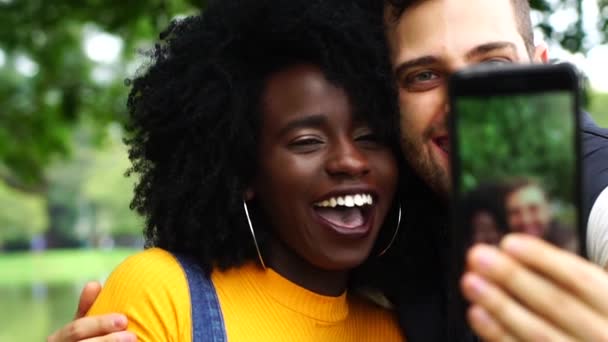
[452,89,580,252]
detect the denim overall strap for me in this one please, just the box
[174,254,227,342]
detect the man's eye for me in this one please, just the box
[481,58,512,67]
[402,70,441,92]
[412,71,438,82]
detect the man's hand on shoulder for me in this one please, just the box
[47,281,135,342]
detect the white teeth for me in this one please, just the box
[344,196,355,207]
[329,198,337,207]
[354,194,363,206]
[314,193,374,208]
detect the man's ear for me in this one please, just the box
[533,42,549,63]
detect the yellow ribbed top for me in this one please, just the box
[87,248,404,341]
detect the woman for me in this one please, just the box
[80,0,405,341]
[462,183,509,246]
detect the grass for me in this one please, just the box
[0,248,139,286]
[0,248,140,341]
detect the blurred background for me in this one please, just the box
[457,93,577,226]
[0,0,607,340]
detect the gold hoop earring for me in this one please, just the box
[243,201,266,269]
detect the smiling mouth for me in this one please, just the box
[312,193,374,233]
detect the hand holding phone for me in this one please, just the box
[449,63,584,255]
[446,63,587,339]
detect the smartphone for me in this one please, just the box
[449,63,584,256]
[446,63,584,337]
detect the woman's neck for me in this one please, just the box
[264,237,349,297]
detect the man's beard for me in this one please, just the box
[401,132,451,199]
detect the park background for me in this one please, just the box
[1,0,608,340]
[457,93,578,229]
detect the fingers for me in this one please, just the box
[467,305,517,342]
[75,282,103,318]
[466,243,608,341]
[47,314,129,342]
[501,234,608,314]
[461,271,570,341]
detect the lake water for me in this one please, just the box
[0,283,84,341]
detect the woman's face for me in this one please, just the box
[252,64,398,272]
[472,211,502,245]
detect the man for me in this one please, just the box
[382,0,608,340]
[503,179,577,250]
[50,0,608,341]
[383,0,608,337]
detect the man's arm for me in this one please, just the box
[587,186,608,270]
[581,112,608,267]
[47,281,135,342]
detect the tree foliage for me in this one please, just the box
[0,0,605,247]
[0,0,605,186]
[0,0,201,187]
[457,93,576,202]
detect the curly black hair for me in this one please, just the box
[125,0,402,273]
[461,182,509,236]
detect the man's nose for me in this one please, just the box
[444,102,451,118]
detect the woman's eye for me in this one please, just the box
[355,132,383,148]
[288,136,324,152]
[356,133,379,142]
[291,137,322,146]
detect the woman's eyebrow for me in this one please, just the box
[278,114,327,136]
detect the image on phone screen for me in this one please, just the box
[452,90,579,253]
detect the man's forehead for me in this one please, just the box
[509,186,548,203]
[385,0,524,62]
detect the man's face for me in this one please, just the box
[385,0,546,196]
[505,185,552,236]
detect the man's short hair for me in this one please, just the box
[385,0,535,56]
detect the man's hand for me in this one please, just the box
[47,281,136,342]
[461,234,608,341]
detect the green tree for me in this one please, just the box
[457,93,576,202]
[0,0,606,246]
[0,1,201,246]
[0,0,605,188]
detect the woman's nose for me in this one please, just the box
[325,139,370,178]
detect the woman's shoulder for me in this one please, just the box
[113,247,183,275]
[90,247,190,304]
[101,247,192,301]
[87,248,193,341]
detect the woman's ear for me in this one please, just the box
[244,188,255,201]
